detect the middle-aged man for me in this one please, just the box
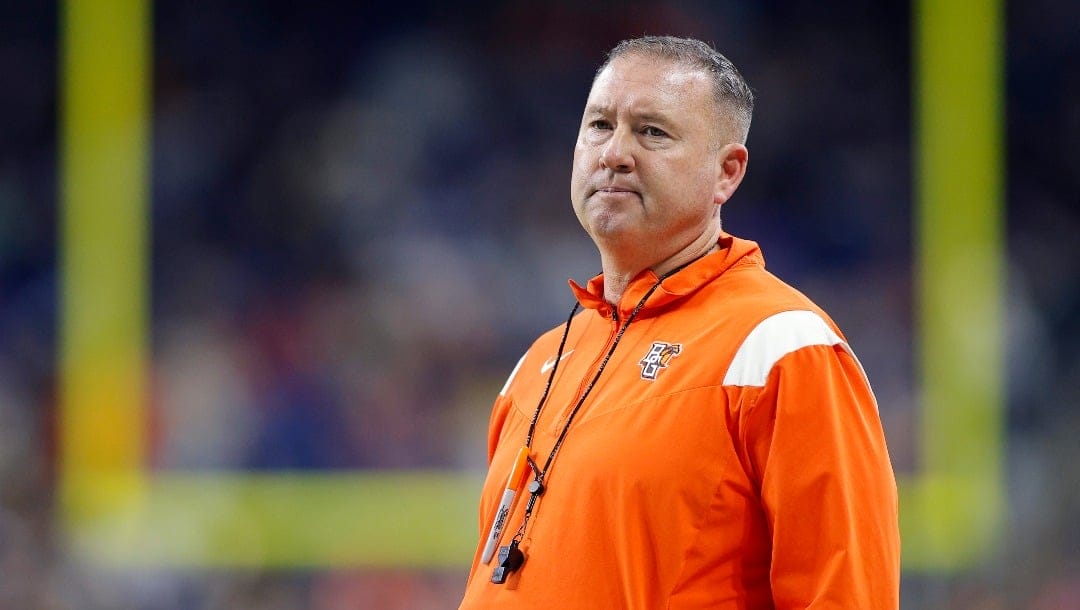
[459,35,900,609]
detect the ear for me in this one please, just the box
[713,143,749,206]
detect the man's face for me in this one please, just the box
[570,54,722,261]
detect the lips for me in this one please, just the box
[593,185,639,196]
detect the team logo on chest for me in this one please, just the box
[638,341,682,380]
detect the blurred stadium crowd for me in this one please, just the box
[1,0,1078,608]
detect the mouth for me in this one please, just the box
[593,186,640,197]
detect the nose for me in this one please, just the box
[598,127,635,173]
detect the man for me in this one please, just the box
[459,36,900,609]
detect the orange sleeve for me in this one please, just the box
[486,394,515,465]
[741,344,900,608]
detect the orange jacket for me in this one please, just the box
[459,235,900,609]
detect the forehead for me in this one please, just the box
[586,54,713,115]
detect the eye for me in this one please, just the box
[589,119,613,130]
[641,125,668,137]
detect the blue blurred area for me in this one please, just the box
[0,0,1078,608]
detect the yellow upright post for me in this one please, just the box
[59,0,151,546]
[907,0,1005,569]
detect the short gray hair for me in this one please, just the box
[598,35,754,144]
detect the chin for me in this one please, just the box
[586,218,641,245]
[580,201,633,230]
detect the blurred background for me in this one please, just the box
[2,0,1078,608]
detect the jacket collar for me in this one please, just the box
[569,234,764,319]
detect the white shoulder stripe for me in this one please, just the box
[499,352,528,396]
[723,310,845,387]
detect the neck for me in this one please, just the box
[600,223,722,305]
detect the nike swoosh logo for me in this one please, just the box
[540,350,574,375]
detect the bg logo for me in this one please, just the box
[638,342,682,380]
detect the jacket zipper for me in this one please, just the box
[551,307,621,433]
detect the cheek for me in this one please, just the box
[666,160,713,199]
[644,162,714,223]
[572,143,593,171]
[570,147,592,196]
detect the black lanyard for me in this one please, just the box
[492,263,689,584]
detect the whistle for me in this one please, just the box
[490,542,526,584]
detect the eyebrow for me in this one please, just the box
[584,104,673,124]
[583,103,611,116]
